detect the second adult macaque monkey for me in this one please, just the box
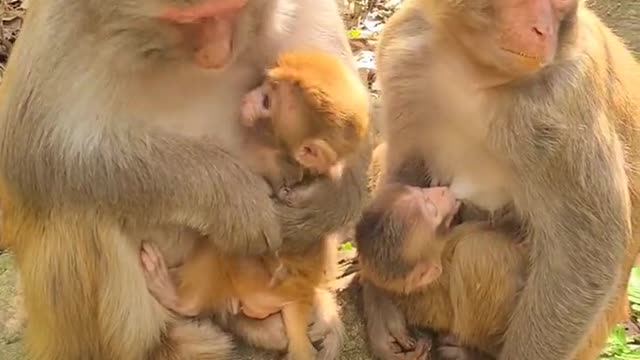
[364,0,640,359]
[239,50,370,207]
[356,184,525,359]
[0,0,369,359]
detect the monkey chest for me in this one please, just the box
[421,121,513,212]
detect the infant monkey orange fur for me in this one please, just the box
[356,184,526,357]
[140,51,368,360]
[240,50,370,205]
[141,238,337,360]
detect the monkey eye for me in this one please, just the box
[262,94,271,110]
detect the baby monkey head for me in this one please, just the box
[265,51,370,173]
[356,184,461,295]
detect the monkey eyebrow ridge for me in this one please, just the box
[160,0,248,23]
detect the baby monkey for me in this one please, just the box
[139,52,368,360]
[356,184,525,358]
[239,50,370,206]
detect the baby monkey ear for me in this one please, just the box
[405,261,442,294]
[294,139,338,173]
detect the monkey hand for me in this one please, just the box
[307,290,345,360]
[140,242,201,317]
[276,183,317,208]
[364,283,431,360]
[367,314,431,360]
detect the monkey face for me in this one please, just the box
[142,0,271,70]
[397,186,460,235]
[444,0,578,77]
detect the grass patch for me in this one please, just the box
[602,267,640,359]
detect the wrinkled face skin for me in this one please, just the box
[447,0,578,77]
[158,0,251,69]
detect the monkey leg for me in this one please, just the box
[282,301,317,360]
[217,290,344,357]
[217,311,290,351]
[308,289,345,360]
[16,219,232,360]
[571,280,630,360]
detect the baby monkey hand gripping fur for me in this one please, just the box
[356,184,525,359]
[139,50,368,360]
[239,50,370,207]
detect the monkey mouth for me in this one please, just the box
[500,47,545,67]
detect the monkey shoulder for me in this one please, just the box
[377,4,434,76]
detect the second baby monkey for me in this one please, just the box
[141,50,369,360]
[356,184,525,358]
[240,50,370,206]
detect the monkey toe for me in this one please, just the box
[375,337,430,360]
[387,325,419,352]
[394,332,418,351]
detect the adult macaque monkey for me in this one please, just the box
[364,0,640,359]
[0,0,368,359]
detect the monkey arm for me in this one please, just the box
[0,121,281,255]
[498,124,630,360]
[276,140,371,251]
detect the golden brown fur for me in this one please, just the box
[361,0,640,359]
[268,50,370,154]
[156,236,342,360]
[398,223,525,357]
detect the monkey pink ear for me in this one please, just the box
[294,139,337,173]
[409,262,442,291]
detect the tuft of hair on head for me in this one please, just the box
[267,50,370,155]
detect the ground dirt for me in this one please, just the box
[0,1,638,359]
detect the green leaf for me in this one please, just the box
[339,242,355,252]
[347,28,362,39]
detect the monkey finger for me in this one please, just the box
[374,341,423,360]
[391,331,418,351]
[140,251,157,273]
[406,338,432,360]
[141,242,160,265]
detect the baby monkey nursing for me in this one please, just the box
[240,50,369,207]
[356,184,526,358]
[142,50,370,360]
